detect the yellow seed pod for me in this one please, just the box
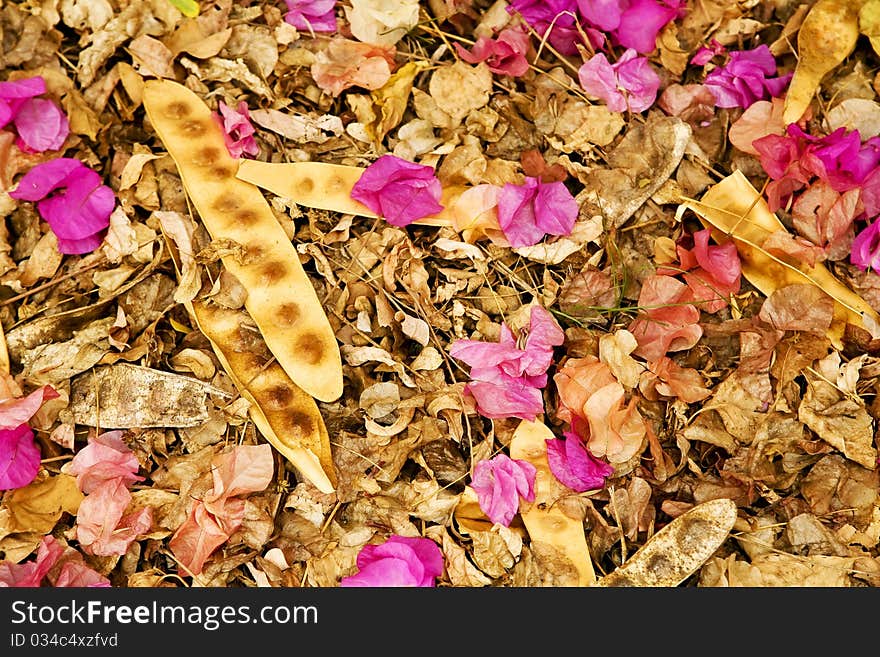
[190,300,336,493]
[142,79,343,403]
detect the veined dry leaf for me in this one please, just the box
[63,363,229,428]
[679,170,880,349]
[597,498,737,587]
[783,0,860,125]
[508,419,596,587]
[860,0,880,57]
[367,61,426,145]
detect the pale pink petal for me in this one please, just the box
[341,535,443,587]
[67,430,142,494]
[0,424,40,491]
[464,376,546,420]
[205,443,274,503]
[52,561,111,587]
[169,500,236,577]
[351,154,443,227]
[613,49,661,113]
[13,98,69,152]
[578,53,625,112]
[628,274,702,361]
[74,479,130,555]
[0,384,58,429]
[546,432,613,491]
[0,534,63,587]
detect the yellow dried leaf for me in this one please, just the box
[368,61,425,145]
[678,170,880,349]
[783,0,861,125]
[509,419,597,587]
[4,474,83,535]
[860,0,880,56]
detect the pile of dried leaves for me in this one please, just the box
[2,0,880,588]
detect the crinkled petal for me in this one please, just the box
[534,179,579,236]
[546,433,613,491]
[13,98,69,152]
[465,377,545,420]
[615,0,680,53]
[0,424,40,490]
[578,53,625,112]
[351,154,443,226]
[342,535,442,587]
[8,157,84,201]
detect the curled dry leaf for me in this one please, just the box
[142,79,343,403]
[783,0,860,125]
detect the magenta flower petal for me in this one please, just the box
[498,176,578,247]
[508,0,584,55]
[615,0,682,54]
[351,154,443,227]
[340,535,443,587]
[546,432,614,492]
[13,98,69,152]
[534,179,579,236]
[471,454,536,526]
[576,0,622,31]
[8,157,82,201]
[284,0,337,32]
[0,534,62,587]
[704,45,791,109]
[0,77,47,101]
[9,158,114,255]
[0,424,40,490]
[851,220,880,274]
[464,376,546,420]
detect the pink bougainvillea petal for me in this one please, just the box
[341,535,443,587]
[9,158,114,255]
[217,100,260,159]
[454,28,531,77]
[704,45,791,109]
[13,98,69,153]
[0,423,40,491]
[546,431,614,491]
[67,430,143,494]
[351,154,443,227]
[471,454,536,526]
[0,384,58,430]
[284,0,338,32]
[498,176,578,247]
[579,49,659,114]
[615,0,682,54]
[0,534,63,587]
[851,220,880,273]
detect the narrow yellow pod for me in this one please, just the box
[191,300,336,493]
[235,159,461,227]
[509,419,597,587]
[142,79,343,402]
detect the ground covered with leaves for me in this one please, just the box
[2,0,880,588]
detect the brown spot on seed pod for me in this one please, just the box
[296,331,325,365]
[264,384,294,410]
[327,175,345,192]
[235,208,260,225]
[282,410,316,438]
[298,177,314,194]
[191,147,222,167]
[213,193,244,214]
[163,101,190,119]
[258,261,288,286]
[211,166,236,179]
[180,119,208,137]
[275,302,301,327]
